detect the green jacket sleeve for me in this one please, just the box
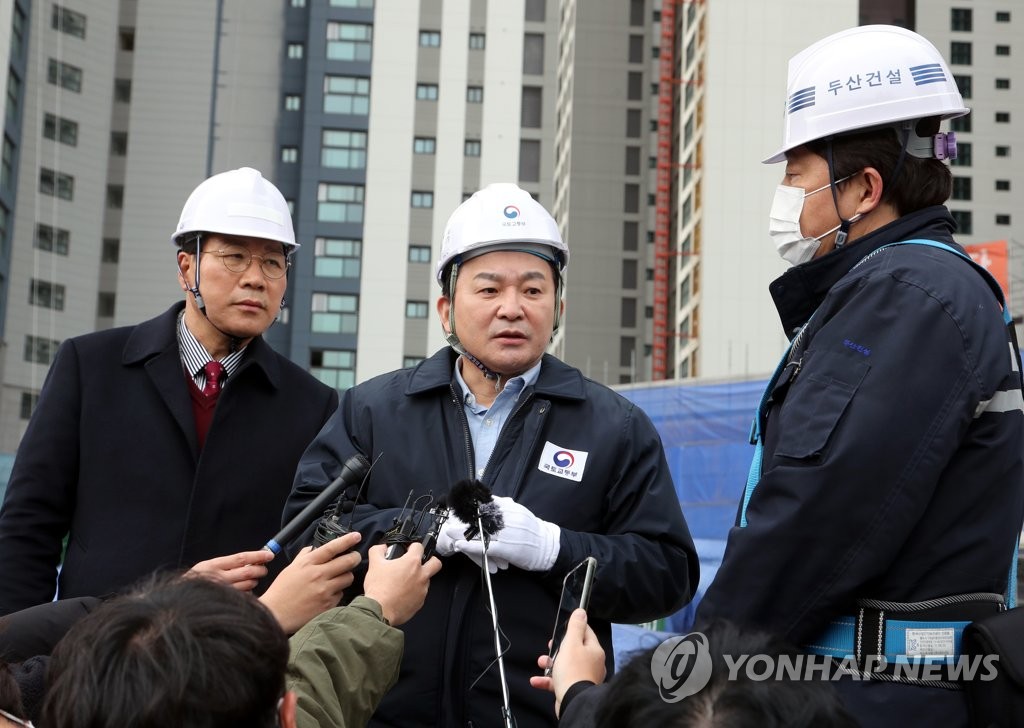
[286,596,404,728]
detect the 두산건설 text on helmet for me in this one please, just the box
[171,167,298,250]
[764,24,969,164]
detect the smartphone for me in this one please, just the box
[545,556,598,676]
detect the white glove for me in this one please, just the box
[434,514,471,557]
[454,496,560,572]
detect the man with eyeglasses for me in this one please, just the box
[0,168,341,617]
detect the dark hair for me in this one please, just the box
[41,574,288,728]
[806,117,952,217]
[0,661,26,722]
[596,619,858,728]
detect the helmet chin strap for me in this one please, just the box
[445,262,503,392]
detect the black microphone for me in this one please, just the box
[448,479,504,541]
[263,453,371,554]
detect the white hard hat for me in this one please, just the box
[435,182,567,283]
[764,25,969,164]
[171,167,298,249]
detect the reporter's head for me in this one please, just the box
[41,574,291,728]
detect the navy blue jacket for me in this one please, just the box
[698,207,1024,726]
[286,349,697,728]
[0,303,338,614]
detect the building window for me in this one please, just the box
[995,78,1011,90]
[47,59,83,92]
[519,139,540,182]
[630,0,645,26]
[626,109,641,137]
[36,224,70,255]
[119,26,135,51]
[411,191,433,208]
[52,5,87,39]
[106,185,124,209]
[6,71,22,128]
[284,94,302,111]
[525,0,546,22]
[24,335,61,365]
[621,297,636,327]
[20,392,39,420]
[324,75,369,114]
[287,42,304,59]
[326,22,372,62]
[996,111,1011,123]
[321,129,367,169]
[416,83,439,100]
[954,75,971,99]
[102,237,120,263]
[951,142,972,166]
[996,214,1011,225]
[624,184,639,213]
[996,180,1011,191]
[950,8,973,31]
[110,131,128,156]
[311,349,356,391]
[413,136,436,154]
[951,115,972,133]
[464,139,481,157]
[281,146,298,163]
[114,78,132,102]
[625,146,641,175]
[950,42,972,65]
[996,45,1011,57]
[622,259,637,289]
[951,176,972,200]
[403,356,424,368]
[317,183,364,223]
[329,0,374,6]
[419,30,440,47]
[97,291,116,317]
[522,86,542,128]
[628,71,642,100]
[620,337,636,367]
[292,0,307,6]
[311,293,359,334]
[43,113,78,146]
[40,168,74,200]
[995,145,1010,157]
[951,210,972,234]
[628,35,644,63]
[469,33,486,50]
[29,279,66,310]
[408,245,431,263]
[623,221,638,251]
[466,86,483,103]
[314,237,361,278]
[523,33,544,74]
[0,137,12,191]
[406,300,429,318]
[996,11,1011,22]
[10,6,24,60]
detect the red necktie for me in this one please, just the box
[202,360,225,398]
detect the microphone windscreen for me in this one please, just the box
[449,479,491,524]
[478,499,505,536]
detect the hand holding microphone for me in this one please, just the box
[454,496,560,572]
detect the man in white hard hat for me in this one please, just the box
[695,26,1024,726]
[286,183,697,727]
[0,168,345,620]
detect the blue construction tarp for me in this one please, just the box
[619,377,767,542]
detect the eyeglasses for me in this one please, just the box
[0,708,34,727]
[206,245,290,280]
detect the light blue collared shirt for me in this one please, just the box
[454,359,542,478]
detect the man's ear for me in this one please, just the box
[853,166,885,216]
[278,690,298,728]
[176,250,193,292]
[436,295,451,335]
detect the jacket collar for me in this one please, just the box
[768,206,958,337]
[407,348,587,401]
[122,301,282,389]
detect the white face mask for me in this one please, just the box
[768,177,859,266]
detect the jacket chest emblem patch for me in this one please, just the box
[537,441,588,482]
